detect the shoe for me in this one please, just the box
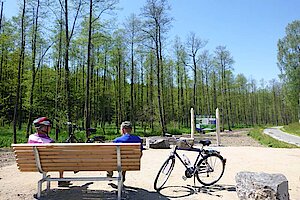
[107,171,113,178]
[58,181,72,187]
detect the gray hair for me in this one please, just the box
[121,121,132,129]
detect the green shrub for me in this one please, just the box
[281,122,300,137]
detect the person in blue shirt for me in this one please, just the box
[107,121,143,182]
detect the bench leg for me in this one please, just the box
[117,171,123,200]
[47,180,50,191]
[37,179,43,198]
[37,173,48,198]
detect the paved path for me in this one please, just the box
[264,126,300,147]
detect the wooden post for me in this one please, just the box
[191,108,195,139]
[216,108,221,146]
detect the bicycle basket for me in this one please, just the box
[176,137,194,148]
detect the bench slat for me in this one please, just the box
[17,166,140,172]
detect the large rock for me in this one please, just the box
[235,171,289,200]
[146,137,171,149]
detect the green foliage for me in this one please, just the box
[277,20,300,122]
[0,126,28,147]
[281,122,300,137]
[248,127,299,148]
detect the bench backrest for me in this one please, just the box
[12,143,141,172]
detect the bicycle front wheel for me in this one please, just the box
[154,157,175,190]
[195,153,225,186]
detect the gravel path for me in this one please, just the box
[191,129,263,147]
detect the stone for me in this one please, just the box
[177,137,195,148]
[235,171,289,200]
[146,137,170,149]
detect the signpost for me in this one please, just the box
[191,108,195,139]
[216,108,221,146]
[195,115,216,133]
[193,108,221,146]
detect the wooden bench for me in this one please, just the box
[12,143,142,200]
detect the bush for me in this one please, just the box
[0,126,28,147]
[281,122,300,137]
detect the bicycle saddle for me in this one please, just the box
[87,128,97,133]
[199,140,211,146]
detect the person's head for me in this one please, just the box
[120,121,132,134]
[33,117,51,134]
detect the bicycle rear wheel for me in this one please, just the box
[195,153,225,186]
[154,157,175,190]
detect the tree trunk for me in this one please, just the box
[0,2,3,82]
[64,0,71,131]
[85,0,92,137]
[26,1,40,137]
[13,0,26,144]
[130,39,134,125]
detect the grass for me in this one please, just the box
[248,127,299,148]
[0,127,28,147]
[281,122,300,137]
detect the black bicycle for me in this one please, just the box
[154,139,226,191]
[64,122,105,143]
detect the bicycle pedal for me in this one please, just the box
[182,175,187,181]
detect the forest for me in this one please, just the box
[0,0,299,142]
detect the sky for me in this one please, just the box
[2,0,300,83]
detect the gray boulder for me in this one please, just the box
[146,137,170,149]
[235,171,289,200]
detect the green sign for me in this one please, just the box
[195,115,216,131]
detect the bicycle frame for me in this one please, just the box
[154,139,226,192]
[171,145,205,174]
[64,122,104,143]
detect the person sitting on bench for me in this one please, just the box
[28,117,71,187]
[107,121,143,182]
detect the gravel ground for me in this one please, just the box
[187,129,263,147]
[0,148,16,168]
[1,130,300,200]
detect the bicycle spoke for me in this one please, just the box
[154,157,175,190]
[196,154,225,186]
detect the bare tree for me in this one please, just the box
[184,32,207,113]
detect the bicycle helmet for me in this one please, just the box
[33,117,51,128]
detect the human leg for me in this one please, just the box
[107,171,113,178]
[58,171,71,187]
